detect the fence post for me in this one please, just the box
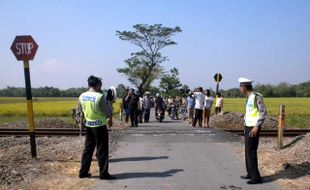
[278,104,285,150]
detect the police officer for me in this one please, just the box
[78,75,116,180]
[239,77,267,184]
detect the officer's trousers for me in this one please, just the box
[244,127,262,181]
[129,108,139,127]
[80,126,109,177]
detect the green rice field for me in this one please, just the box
[0,97,309,128]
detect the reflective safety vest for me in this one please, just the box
[79,91,107,127]
[245,92,262,127]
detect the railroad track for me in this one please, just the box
[223,129,310,137]
[0,128,84,136]
[0,128,309,137]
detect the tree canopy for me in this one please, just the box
[159,68,183,97]
[116,24,182,94]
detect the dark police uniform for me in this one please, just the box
[78,90,112,178]
[239,78,267,183]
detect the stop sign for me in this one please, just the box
[10,35,38,61]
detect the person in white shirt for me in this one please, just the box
[215,92,224,114]
[203,89,213,127]
[192,87,205,127]
[137,95,144,123]
[142,92,152,122]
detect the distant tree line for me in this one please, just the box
[114,81,310,98]
[220,81,310,98]
[0,81,309,98]
[0,86,88,97]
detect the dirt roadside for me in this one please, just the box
[0,129,121,190]
[232,134,310,190]
[0,116,127,189]
[210,112,278,129]
[209,112,309,189]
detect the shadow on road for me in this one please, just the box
[110,156,169,163]
[112,169,184,180]
[263,161,310,183]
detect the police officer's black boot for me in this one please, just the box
[79,173,92,178]
[240,174,251,180]
[247,178,262,184]
[100,173,117,180]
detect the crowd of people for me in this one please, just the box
[187,87,224,128]
[121,88,153,127]
[120,86,225,128]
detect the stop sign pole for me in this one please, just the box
[11,35,38,158]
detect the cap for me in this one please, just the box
[145,91,150,95]
[238,77,253,85]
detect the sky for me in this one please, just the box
[0,0,309,90]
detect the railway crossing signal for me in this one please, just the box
[214,73,222,97]
[10,35,38,158]
[214,73,222,83]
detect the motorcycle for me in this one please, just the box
[156,108,165,122]
[179,105,188,121]
[169,104,179,120]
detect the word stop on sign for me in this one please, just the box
[11,35,38,61]
[15,43,34,55]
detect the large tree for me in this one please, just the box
[116,24,182,94]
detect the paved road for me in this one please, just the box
[95,112,278,190]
